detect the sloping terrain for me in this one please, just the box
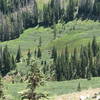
[1,19,100,100]
[1,20,100,54]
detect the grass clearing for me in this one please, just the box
[3,77,100,100]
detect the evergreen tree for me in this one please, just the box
[2,45,11,76]
[53,23,57,40]
[22,62,45,100]
[39,36,42,47]
[92,36,98,57]
[72,48,78,79]
[11,55,16,70]
[96,51,100,76]
[64,46,70,80]
[0,47,3,74]
[80,46,89,78]
[87,42,94,77]
[65,45,69,61]
[37,47,42,59]
[87,71,92,80]
[34,49,37,57]
[33,0,38,26]
[66,0,75,21]
[77,82,81,92]
[0,76,4,99]
[51,46,57,62]
[27,49,31,65]
[16,45,21,63]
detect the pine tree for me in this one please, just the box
[27,49,31,65]
[66,0,75,21]
[16,45,21,63]
[34,49,37,57]
[39,36,42,47]
[11,55,16,70]
[77,82,81,92]
[51,46,57,62]
[92,36,98,57]
[87,71,92,80]
[96,51,100,76]
[87,42,94,77]
[2,45,12,76]
[65,45,69,61]
[33,0,38,26]
[72,48,78,79]
[80,46,89,78]
[0,47,3,74]
[37,47,42,59]
[22,62,45,100]
[53,23,57,40]
[0,76,4,99]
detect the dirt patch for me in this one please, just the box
[54,88,100,100]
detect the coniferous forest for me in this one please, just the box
[0,0,100,100]
[0,0,100,41]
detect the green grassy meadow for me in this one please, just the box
[3,77,100,100]
[1,20,100,55]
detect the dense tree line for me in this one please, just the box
[0,45,16,76]
[0,0,35,14]
[0,0,100,41]
[0,0,38,41]
[45,37,100,81]
[42,0,76,26]
[77,0,100,19]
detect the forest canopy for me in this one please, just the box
[0,0,100,41]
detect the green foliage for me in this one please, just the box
[77,82,81,92]
[0,45,16,76]
[66,0,75,21]
[39,36,42,47]
[0,0,38,41]
[0,0,100,42]
[27,49,31,65]
[16,46,21,63]
[87,71,92,80]
[51,46,57,62]
[22,61,44,100]
[92,36,98,57]
[0,76,4,99]
[11,55,16,70]
[52,36,100,81]
[37,47,42,59]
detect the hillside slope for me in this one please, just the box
[1,20,100,54]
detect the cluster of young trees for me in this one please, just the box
[48,37,100,81]
[0,45,16,76]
